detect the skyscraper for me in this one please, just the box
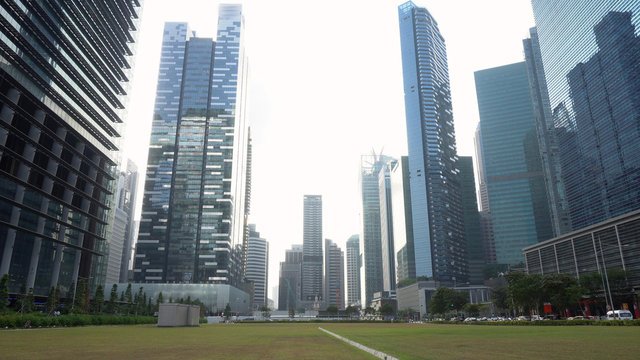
[302,195,323,304]
[523,28,572,237]
[0,0,141,297]
[473,127,496,265]
[359,153,392,306]
[278,244,302,311]
[379,159,396,292]
[134,4,250,285]
[324,239,345,310]
[474,62,553,266]
[106,159,139,284]
[345,235,361,306]
[531,1,640,230]
[398,1,467,284]
[245,224,268,310]
[390,157,415,284]
[458,156,484,284]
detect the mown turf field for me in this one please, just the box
[1,322,639,359]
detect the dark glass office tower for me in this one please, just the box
[0,0,141,297]
[301,195,322,303]
[398,1,467,284]
[135,4,249,285]
[523,28,572,237]
[531,1,640,230]
[278,244,302,311]
[474,62,553,266]
[458,157,484,285]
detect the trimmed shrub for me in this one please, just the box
[0,314,156,329]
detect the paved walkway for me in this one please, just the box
[318,327,399,360]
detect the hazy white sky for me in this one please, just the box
[122,0,535,300]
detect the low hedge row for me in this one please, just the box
[0,314,156,329]
[433,319,640,326]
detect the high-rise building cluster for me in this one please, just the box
[277,196,346,311]
[2,0,639,316]
[354,0,640,313]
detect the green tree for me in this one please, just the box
[124,283,133,314]
[541,273,584,317]
[73,280,88,314]
[505,272,543,315]
[363,306,375,317]
[22,287,34,314]
[325,305,338,315]
[135,287,144,315]
[429,287,468,315]
[288,307,295,318]
[491,286,509,312]
[345,305,358,318]
[156,292,164,313]
[464,303,484,317]
[260,305,271,319]
[46,286,59,316]
[107,284,118,314]
[0,274,9,313]
[224,303,232,320]
[380,303,395,317]
[92,285,105,314]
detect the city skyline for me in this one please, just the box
[123,0,536,296]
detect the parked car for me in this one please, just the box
[606,310,633,320]
[516,316,530,321]
[463,317,477,322]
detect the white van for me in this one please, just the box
[606,310,633,320]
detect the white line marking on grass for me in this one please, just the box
[318,327,399,360]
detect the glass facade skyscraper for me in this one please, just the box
[135,4,249,286]
[0,0,141,297]
[345,235,361,306]
[474,62,553,266]
[531,0,640,231]
[523,28,572,237]
[301,195,323,303]
[359,153,391,306]
[324,239,344,310]
[458,156,484,285]
[398,1,467,284]
[278,244,302,311]
[379,159,396,292]
[390,157,415,284]
[245,224,268,310]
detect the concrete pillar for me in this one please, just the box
[0,185,25,276]
[50,207,69,288]
[49,243,64,288]
[26,198,50,290]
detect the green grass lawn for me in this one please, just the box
[321,323,640,360]
[1,322,639,360]
[0,323,375,360]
